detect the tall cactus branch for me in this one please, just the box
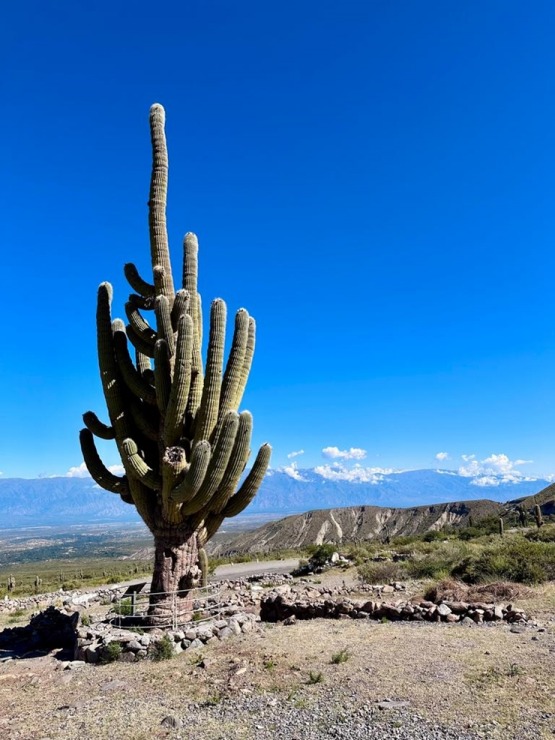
[81,104,271,624]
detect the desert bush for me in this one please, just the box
[406,540,472,580]
[101,641,123,663]
[422,530,445,543]
[525,524,555,543]
[452,538,555,584]
[113,598,133,616]
[152,634,174,661]
[307,670,324,684]
[358,560,404,584]
[331,649,350,664]
[306,544,337,568]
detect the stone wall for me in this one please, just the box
[260,591,529,625]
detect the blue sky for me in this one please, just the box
[2,1,555,482]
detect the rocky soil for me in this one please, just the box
[0,571,554,739]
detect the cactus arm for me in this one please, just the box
[219,309,249,417]
[148,104,175,300]
[196,293,203,352]
[122,438,161,490]
[171,289,190,331]
[198,547,209,587]
[170,440,211,503]
[82,411,115,440]
[233,316,256,410]
[128,396,159,441]
[180,412,240,515]
[154,339,171,414]
[182,232,204,416]
[125,300,157,343]
[127,293,152,311]
[222,443,271,517]
[155,294,175,357]
[135,350,151,377]
[126,321,156,357]
[96,283,132,440]
[208,411,252,515]
[182,232,199,323]
[124,262,155,297]
[199,512,225,544]
[193,299,226,444]
[79,429,131,498]
[112,320,157,404]
[164,313,194,446]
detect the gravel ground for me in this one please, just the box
[1,577,553,739]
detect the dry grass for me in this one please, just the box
[422,578,534,604]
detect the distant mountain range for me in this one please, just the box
[0,467,550,529]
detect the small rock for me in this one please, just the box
[161,716,181,729]
[100,679,128,692]
[377,700,410,710]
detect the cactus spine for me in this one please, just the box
[80,104,271,623]
[534,504,543,528]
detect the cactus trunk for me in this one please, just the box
[148,530,201,624]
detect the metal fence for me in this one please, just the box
[108,584,223,630]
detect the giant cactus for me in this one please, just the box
[80,104,271,624]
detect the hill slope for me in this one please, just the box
[208,499,503,555]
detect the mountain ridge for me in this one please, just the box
[0,467,551,528]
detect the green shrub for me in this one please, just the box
[307,670,324,684]
[101,641,123,663]
[422,530,445,543]
[307,544,337,568]
[113,598,133,616]
[331,649,350,664]
[525,524,555,543]
[152,634,174,661]
[452,538,555,584]
[406,541,472,580]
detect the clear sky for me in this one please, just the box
[2,1,555,481]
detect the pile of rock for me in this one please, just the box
[75,609,259,663]
[0,585,127,615]
[260,591,529,625]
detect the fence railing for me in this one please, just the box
[108,584,223,630]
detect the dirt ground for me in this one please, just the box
[0,576,554,739]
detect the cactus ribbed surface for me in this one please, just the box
[80,104,271,623]
[534,504,544,529]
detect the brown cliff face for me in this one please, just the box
[208,499,503,555]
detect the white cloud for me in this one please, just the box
[314,463,394,484]
[458,453,535,486]
[322,446,367,461]
[281,462,308,482]
[64,462,125,478]
[65,462,91,478]
[287,449,305,459]
[435,452,449,461]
